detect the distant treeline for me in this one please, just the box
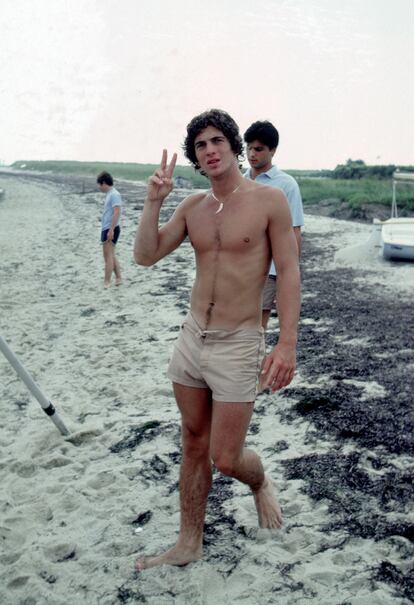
[331,159,414,180]
[11,158,414,183]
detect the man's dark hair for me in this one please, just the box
[244,120,279,150]
[97,171,113,186]
[183,109,244,171]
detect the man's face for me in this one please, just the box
[194,126,235,176]
[246,140,275,174]
[98,182,108,192]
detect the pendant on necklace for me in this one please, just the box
[212,184,240,215]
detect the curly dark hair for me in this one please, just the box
[96,171,113,186]
[183,109,244,171]
[244,120,279,150]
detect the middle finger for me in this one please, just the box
[167,153,178,178]
[160,149,167,171]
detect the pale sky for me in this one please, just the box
[1,0,413,169]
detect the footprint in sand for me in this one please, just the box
[305,569,340,588]
[58,490,81,514]
[0,523,27,548]
[9,460,37,478]
[25,502,53,522]
[7,576,30,589]
[0,551,22,565]
[86,470,117,489]
[45,482,65,495]
[43,542,77,563]
[65,429,102,446]
[40,455,72,470]
[279,529,315,554]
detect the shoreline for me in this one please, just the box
[2,167,413,226]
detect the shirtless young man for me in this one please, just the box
[134,109,300,571]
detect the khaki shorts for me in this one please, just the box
[167,313,265,402]
[262,275,277,311]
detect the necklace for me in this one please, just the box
[211,184,241,214]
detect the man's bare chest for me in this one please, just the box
[186,208,267,254]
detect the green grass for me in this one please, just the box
[10,159,210,188]
[297,177,414,211]
[9,161,414,212]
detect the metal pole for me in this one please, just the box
[391,180,398,218]
[0,335,69,436]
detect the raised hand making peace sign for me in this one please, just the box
[147,149,177,203]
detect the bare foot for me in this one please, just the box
[135,543,202,572]
[103,281,110,289]
[115,278,122,286]
[253,475,283,529]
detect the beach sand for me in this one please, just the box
[0,173,413,605]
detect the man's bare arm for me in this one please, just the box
[134,150,187,266]
[262,190,301,391]
[293,226,302,257]
[134,200,188,266]
[107,206,120,241]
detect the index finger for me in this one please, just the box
[260,353,272,377]
[166,153,177,178]
[160,149,167,170]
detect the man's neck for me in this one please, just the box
[210,165,243,197]
[250,163,273,180]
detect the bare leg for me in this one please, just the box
[135,384,212,571]
[113,253,122,285]
[252,475,283,529]
[102,241,114,287]
[211,401,282,529]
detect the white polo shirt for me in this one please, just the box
[245,166,304,276]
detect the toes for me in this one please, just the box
[134,558,147,572]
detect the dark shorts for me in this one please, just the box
[101,225,121,244]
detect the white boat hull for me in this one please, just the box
[381,218,414,261]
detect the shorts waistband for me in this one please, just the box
[185,312,264,340]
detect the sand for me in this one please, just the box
[0,173,413,605]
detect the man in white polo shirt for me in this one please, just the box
[244,121,304,329]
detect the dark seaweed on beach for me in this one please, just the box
[283,451,413,542]
[110,421,162,453]
[140,454,170,481]
[375,562,414,602]
[204,473,246,576]
[109,421,179,454]
[281,383,414,455]
[117,585,147,603]
[132,511,152,526]
[274,235,414,599]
